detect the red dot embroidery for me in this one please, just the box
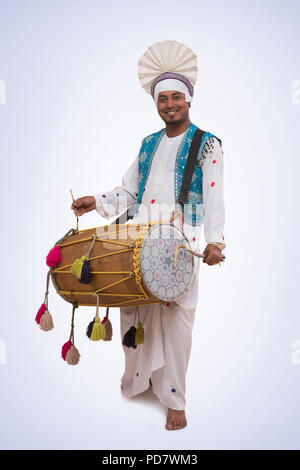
[151,199,155,204]
[192,237,196,241]
[222,236,224,240]
[212,160,216,164]
[211,182,215,187]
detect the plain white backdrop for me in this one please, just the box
[0,0,299,449]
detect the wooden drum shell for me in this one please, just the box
[50,223,161,308]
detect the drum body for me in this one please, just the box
[51,222,195,307]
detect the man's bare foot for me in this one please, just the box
[165,408,187,430]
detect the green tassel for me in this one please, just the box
[135,322,144,345]
[71,255,86,279]
[90,317,106,341]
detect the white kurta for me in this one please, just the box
[94,131,226,410]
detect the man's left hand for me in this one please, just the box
[202,244,223,266]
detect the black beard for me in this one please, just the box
[165,119,181,125]
[163,115,183,125]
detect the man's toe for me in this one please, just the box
[166,420,175,430]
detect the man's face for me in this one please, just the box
[157,90,190,125]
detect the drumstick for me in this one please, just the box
[70,189,79,231]
[70,189,75,202]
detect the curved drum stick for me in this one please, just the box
[174,244,225,268]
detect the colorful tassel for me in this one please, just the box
[122,307,143,348]
[86,317,106,341]
[35,271,54,332]
[62,304,80,365]
[46,245,61,268]
[86,319,94,338]
[71,235,96,283]
[135,321,144,345]
[35,303,46,324]
[39,310,54,331]
[66,345,80,365]
[61,340,72,360]
[86,293,106,341]
[91,317,106,341]
[102,309,113,341]
[71,255,86,278]
[46,228,78,270]
[122,326,137,349]
[79,259,92,284]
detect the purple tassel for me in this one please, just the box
[122,326,137,349]
[79,260,92,284]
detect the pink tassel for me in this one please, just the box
[46,245,62,268]
[35,303,46,324]
[61,340,72,360]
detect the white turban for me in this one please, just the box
[153,79,193,106]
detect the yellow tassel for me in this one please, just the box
[135,322,144,345]
[71,255,86,278]
[90,317,106,341]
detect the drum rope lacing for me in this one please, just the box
[132,222,152,286]
[68,303,78,345]
[54,228,78,246]
[44,269,51,309]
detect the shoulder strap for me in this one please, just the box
[177,127,204,209]
[111,207,133,226]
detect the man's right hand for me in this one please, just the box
[71,196,96,216]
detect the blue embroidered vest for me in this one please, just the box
[129,122,221,225]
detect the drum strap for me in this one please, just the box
[177,127,204,209]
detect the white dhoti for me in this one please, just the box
[120,258,200,410]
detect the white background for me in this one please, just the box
[0,0,299,449]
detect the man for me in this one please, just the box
[71,41,226,431]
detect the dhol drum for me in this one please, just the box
[50,222,196,307]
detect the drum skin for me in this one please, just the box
[50,222,195,308]
[139,223,194,302]
[51,223,161,308]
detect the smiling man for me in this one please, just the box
[71,40,226,431]
[157,90,191,131]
